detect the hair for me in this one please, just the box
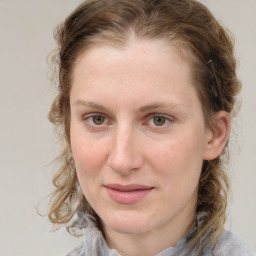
[47,0,241,254]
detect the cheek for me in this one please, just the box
[70,132,108,202]
[148,135,203,189]
[70,127,108,179]
[151,141,202,214]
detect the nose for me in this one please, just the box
[107,125,144,175]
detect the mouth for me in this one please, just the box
[104,184,155,204]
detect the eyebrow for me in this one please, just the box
[73,99,184,112]
[73,99,107,111]
[139,104,163,112]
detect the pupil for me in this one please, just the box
[154,116,165,126]
[93,116,104,125]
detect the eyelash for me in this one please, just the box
[82,113,173,128]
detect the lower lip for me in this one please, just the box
[105,187,154,204]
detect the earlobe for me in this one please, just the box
[203,111,231,160]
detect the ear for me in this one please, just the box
[203,111,231,160]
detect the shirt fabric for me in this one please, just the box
[66,213,255,256]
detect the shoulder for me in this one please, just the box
[65,241,120,256]
[65,242,85,256]
[211,230,255,256]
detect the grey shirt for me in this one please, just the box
[66,214,254,256]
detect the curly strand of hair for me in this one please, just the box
[186,159,229,253]
[48,147,78,225]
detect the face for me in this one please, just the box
[70,38,212,239]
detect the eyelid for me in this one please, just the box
[82,112,104,119]
[148,113,173,121]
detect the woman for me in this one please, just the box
[47,0,254,255]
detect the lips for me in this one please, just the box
[104,184,154,204]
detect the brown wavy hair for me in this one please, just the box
[47,0,241,254]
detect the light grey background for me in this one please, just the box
[0,0,255,255]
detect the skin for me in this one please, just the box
[69,38,230,256]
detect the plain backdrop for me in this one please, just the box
[0,0,255,255]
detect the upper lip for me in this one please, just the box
[104,184,154,191]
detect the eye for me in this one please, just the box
[84,114,107,126]
[148,115,172,127]
[92,115,106,125]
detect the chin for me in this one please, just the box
[109,222,149,235]
[102,210,151,234]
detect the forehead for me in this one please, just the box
[70,38,199,110]
[73,38,193,84]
